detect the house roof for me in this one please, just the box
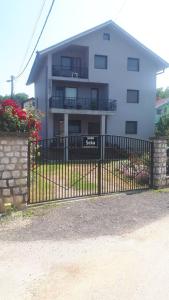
[27,20,169,85]
[156,97,169,108]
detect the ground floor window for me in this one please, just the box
[69,120,81,135]
[125,121,138,134]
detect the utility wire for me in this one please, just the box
[18,0,47,73]
[15,0,55,80]
[114,0,128,20]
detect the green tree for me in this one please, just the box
[155,114,169,137]
[0,93,28,104]
[156,87,169,99]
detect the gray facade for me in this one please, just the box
[27,20,168,140]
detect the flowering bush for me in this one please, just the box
[0,98,42,142]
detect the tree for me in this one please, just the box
[155,114,169,137]
[0,93,28,104]
[156,87,169,99]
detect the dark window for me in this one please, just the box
[127,58,139,71]
[69,120,81,134]
[125,121,138,134]
[127,90,139,103]
[94,55,107,69]
[88,122,100,134]
[103,33,110,40]
[61,56,72,70]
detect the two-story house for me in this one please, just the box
[27,20,168,140]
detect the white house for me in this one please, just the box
[27,20,169,140]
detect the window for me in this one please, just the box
[69,120,81,135]
[127,90,139,103]
[125,121,137,134]
[65,87,77,99]
[103,33,110,40]
[127,58,139,71]
[88,122,100,134]
[61,56,72,70]
[94,55,107,69]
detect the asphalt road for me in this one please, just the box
[0,190,169,299]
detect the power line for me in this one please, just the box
[18,0,48,73]
[114,0,128,20]
[15,0,55,80]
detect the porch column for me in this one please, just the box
[101,115,106,160]
[64,113,69,161]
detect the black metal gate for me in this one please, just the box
[28,135,153,204]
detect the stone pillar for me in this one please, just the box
[64,113,69,161]
[0,133,28,213]
[100,115,106,160]
[151,137,167,188]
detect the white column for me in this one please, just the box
[101,115,106,160]
[64,113,69,161]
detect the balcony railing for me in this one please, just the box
[49,97,117,112]
[52,65,88,79]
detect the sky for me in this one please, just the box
[0,0,169,97]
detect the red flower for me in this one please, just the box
[2,99,19,108]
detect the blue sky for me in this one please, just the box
[0,0,169,96]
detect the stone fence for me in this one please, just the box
[0,134,169,213]
[0,133,28,213]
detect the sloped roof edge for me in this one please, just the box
[27,20,169,85]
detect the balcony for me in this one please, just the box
[49,97,117,112]
[52,65,88,79]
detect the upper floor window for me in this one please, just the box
[94,55,107,69]
[127,58,139,72]
[125,121,138,134]
[103,33,110,40]
[61,56,72,70]
[127,89,139,103]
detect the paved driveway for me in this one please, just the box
[0,190,169,299]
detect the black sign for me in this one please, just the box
[82,136,98,148]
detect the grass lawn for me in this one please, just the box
[29,160,149,203]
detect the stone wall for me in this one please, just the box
[0,133,28,213]
[151,137,168,188]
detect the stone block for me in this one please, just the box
[0,165,5,171]
[8,179,15,187]
[0,140,7,145]
[20,186,28,194]
[4,146,11,152]
[10,157,17,163]
[0,180,7,188]
[12,170,21,179]
[6,152,14,157]
[22,152,27,157]
[22,171,27,177]
[2,171,11,179]
[3,189,11,196]
[13,187,20,195]
[14,152,20,157]
[4,197,13,204]
[0,157,9,164]
[6,164,15,171]
[15,178,27,186]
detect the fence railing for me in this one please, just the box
[52,65,88,79]
[49,97,117,112]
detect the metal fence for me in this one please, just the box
[28,135,153,204]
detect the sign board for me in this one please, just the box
[82,136,98,148]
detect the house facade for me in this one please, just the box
[27,20,168,140]
[155,97,169,123]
